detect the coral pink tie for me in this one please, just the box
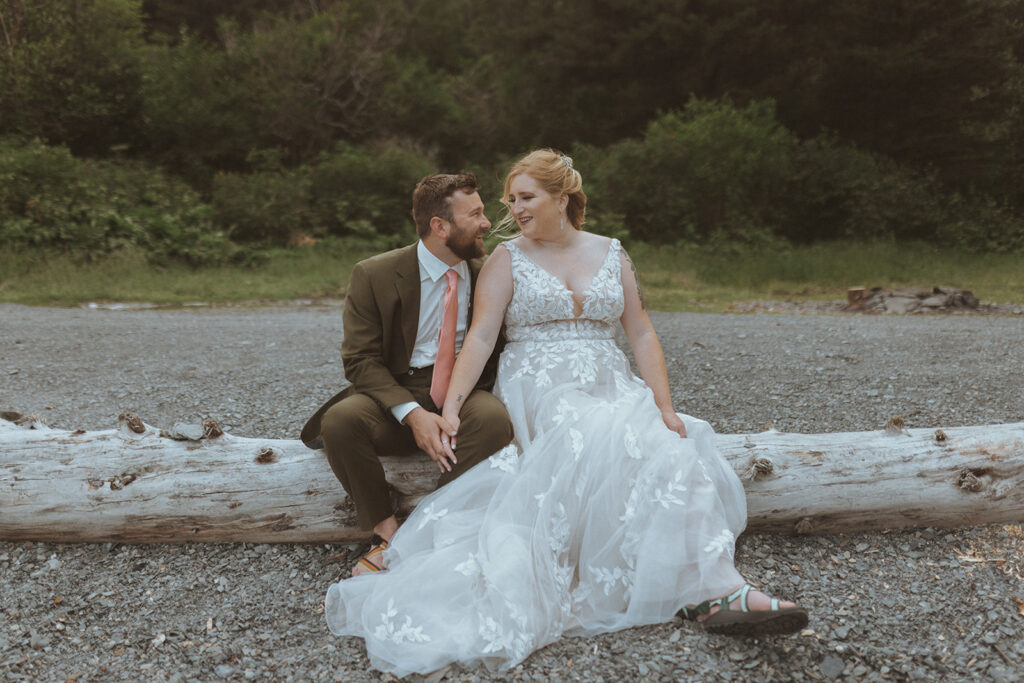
[430,269,459,408]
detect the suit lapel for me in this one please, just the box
[395,244,421,361]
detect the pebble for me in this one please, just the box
[2,303,1023,681]
[820,655,845,678]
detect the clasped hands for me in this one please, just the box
[404,407,461,473]
[408,405,684,472]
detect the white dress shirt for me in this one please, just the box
[391,241,471,423]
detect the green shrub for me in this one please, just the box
[780,134,946,243]
[211,149,315,244]
[780,135,1024,250]
[583,99,794,245]
[578,99,1024,252]
[308,142,434,238]
[937,194,1024,253]
[0,138,238,265]
[210,141,433,246]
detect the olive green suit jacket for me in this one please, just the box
[301,243,499,447]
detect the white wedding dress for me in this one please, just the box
[325,238,747,676]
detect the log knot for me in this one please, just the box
[741,457,774,481]
[255,448,278,464]
[202,419,224,439]
[884,415,906,434]
[109,473,137,491]
[118,412,146,434]
[4,411,46,428]
[935,429,948,442]
[956,468,985,492]
[795,517,814,534]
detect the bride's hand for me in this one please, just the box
[441,407,461,450]
[661,411,687,438]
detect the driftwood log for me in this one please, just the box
[2,414,1023,544]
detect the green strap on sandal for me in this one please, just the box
[678,584,754,621]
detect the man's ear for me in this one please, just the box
[429,216,447,238]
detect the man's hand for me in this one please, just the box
[404,407,458,472]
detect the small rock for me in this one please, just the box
[167,422,205,441]
[215,664,235,678]
[820,655,845,678]
[29,630,49,650]
[205,645,227,663]
[920,295,949,308]
[884,297,921,314]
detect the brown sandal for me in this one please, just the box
[351,535,389,577]
[678,584,808,636]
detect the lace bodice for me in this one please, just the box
[502,238,623,343]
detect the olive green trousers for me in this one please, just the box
[320,366,513,531]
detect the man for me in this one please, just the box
[301,173,513,577]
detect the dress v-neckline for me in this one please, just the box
[510,239,616,318]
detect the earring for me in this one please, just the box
[560,213,566,231]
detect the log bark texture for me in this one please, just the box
[2,416,1022,543]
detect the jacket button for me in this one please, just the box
[408,369,415,375]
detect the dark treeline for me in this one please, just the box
[2,0,1023,264]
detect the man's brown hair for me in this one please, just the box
[412,173,478,237]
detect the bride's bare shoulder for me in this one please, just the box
[578,231,613,254]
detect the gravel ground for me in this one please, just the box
[2,301,1023,682]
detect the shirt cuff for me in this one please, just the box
[392,401,420,424]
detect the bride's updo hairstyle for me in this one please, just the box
[497,149,587,234]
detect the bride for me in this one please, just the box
[324,149,808,676]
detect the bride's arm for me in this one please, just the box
[618,250,687,438]
[441,245,514,434]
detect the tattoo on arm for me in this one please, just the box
[455,393,463,404]
[626,254,646,310]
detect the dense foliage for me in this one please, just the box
[0,138,238,264]
[1,0,1023,262]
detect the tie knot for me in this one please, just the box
[445,268,458,286]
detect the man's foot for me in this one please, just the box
[350,536,389,578]
[677,583,808,636]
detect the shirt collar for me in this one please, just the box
[417,240,469,283]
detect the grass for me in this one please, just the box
[632,241,1024,311]
[0,243,380,307]
[1,241,1022,311]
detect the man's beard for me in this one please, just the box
[446,228,485,261]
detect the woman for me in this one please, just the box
[325,150,808,676]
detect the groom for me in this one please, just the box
[301,173,513,576]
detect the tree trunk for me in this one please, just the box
[2,415,1022,543]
